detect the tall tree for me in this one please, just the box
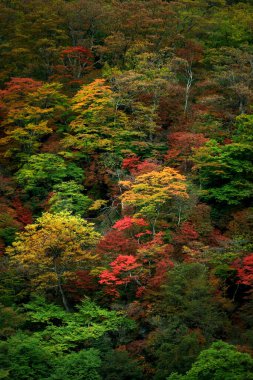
[7,212,101,311]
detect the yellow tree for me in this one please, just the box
[120,167,188,234]
[7,212,100,311]
[0,83,68,163]
[61,79,138,158]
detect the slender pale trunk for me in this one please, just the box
[184,64,193,115]
[53,259,70,312]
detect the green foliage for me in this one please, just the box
[0,332,102,380]
[49,349,102,380]
[0,304,25,339]
[152,322,204,379]
[156,263,226,338]
[193,140,253,205]
[100,350,143,380]
[48,181,92,216]
[24,297,136,352]
[168,341,253,380]
[0,227,17,245]
[234,114,253,143]
[16,154,83,197]
[0,332,54,380]
[0,267,29,307]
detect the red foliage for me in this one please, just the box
[149,257,174,288]
[12,197,33,226]
[110,255,140,274]
[165,132,208,166]
[134,161,160,175]
[52,46,93,86]
[209,228,230,246]
[173,222,199,244]
[136,232,174,291]
[99,255,141,298]
[65,270,98,301]
[122,156,140,172]
[233,254,253,287]
[96,230,138,259]
[0,77,42,116]
[113,216,148,231]
[176,40,203,64]
[0,77,42,100]
[122,156,160,176]
[61,46,93,63]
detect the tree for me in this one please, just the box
[193,140,253,205]
[7,212,101,311]
[0,83,68,163]
[48,181,92,216]
[52,46,94,89]
[151,323,204,380]
[0,332,54,380]
[16,154,83,198]
[232,254,253,287]
[234,114,253,143]
[165,132,208,172]
[147,263,227,379]
[96,230,138,260]
[120,167,188,233]
[99,255,141,298]
[168,341,253,380]
[61,79,135,159]
[24,296,136,352]
[156,263,225,335]
[100,350,143,380]
[49,349,102,380]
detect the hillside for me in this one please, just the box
[0,1,253,379]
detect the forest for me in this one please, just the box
[0,0,253,379]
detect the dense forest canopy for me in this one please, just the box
[0,0,253,379]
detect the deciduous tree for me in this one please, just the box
[7,212,100,311]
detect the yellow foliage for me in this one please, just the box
[120,167,188,213]
[6,212,101,290]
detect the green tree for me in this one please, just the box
[168,341,253,380]
[151,322,204,380]
[24,297,136,352]
[16,154,83,198]
[193,140,253,205]
[157,263,225,335]
[48,181,92,216]
[100,350,143,380]
[49,349,102,380]
[147,263,227,379]
[0,332,54,380]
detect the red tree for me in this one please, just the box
[99,255,141,298]
[52,46,93,87]
[96,230,138,260]
[233,254,253,287]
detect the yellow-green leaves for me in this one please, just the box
[7,212,101,291]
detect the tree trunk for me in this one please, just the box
[53,259,71,312]
[58,281,71,312]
